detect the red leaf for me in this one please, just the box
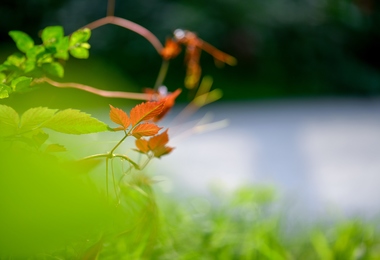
[135,138,149,153]
[109,105,130,130]
[154,88,182,122]
[131,123,162,139]
[148,129,169,151]
[130,101,164,126]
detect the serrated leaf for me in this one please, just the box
[42,62,64,78]
[69,47,89,59]
[130,101,164,126]
[45,144,66,153]
[69,28,91,47]
[109,105,130,130]
[41,26,64,46]
[9,31,34,53]
[42,109,108,134]
[11,76,32,92]
[0,105,19,136]
[135,139,149,153]
[19,107,58,133]
[132,123,162,139]
[148,129,169,151]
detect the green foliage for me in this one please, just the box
[0,26,91,99]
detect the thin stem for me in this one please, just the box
[154,60,170,90]
[139,155,152,170]
[111,158,120,204]
[113,154,139,169]
[107,0,115,17]
[36,77,150,100]
[79,153,109,161]
[106,158,109,200]
[80,16,163,54]
[110,134,128,155]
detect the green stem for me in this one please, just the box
[154,60,170,90]
[106,158,109,200]
[110,133,128,155]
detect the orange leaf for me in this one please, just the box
[160,38,181,60]
[109,105,130,130]
[132,123,162,139]
[153,146,174,158]
[148,129,169,151]
[130,101,164,126]
[135,138,149,153]
[154,88,182,122]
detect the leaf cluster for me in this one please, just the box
[0,26,91,99]
[0,104,107,152]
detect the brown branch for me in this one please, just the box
[107,0,115,17]
[36,77,151,100]
[80,16,163,54]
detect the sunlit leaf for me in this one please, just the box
[135,138,149,153]
[42,62,64,78]
[109,105,130,130]
[69,28,91,47]
[26,46,45,61]
[0,84,10,99]
[54,36,69,60]
[42,109,108,134]
[0,105,19,137]
[130,101,164,126]
[132,123,162,139]
[6,53,26,67]
[152,145,173,158]
[19,107,58,133]
[41,26,64,46]
[9,31,34,53]
[10,76,32,92]
[148,129,169,151]
[70,47,89,59]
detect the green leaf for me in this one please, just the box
[69,28,91,47]
[9,31,34,53]
[32,131,49,147]
[19,107,58,133]
[11,76,32,92]
[0,73,6,83]
[6,53,26,67]
[26,45,45,60]
[41,26,64,46]
[54,36,69,60]
[42,62,64,78]
[0,86,9,99]
[69,47,89,59]
[42,109,108,134]
[45,144,66,153]
[0,105,20,136]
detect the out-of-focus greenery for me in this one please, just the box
[2,159,380,260]
[1,0,380,100]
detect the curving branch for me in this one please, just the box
[35,77,152,100]
[80,16,163,54]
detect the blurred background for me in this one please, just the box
[1,0,380,218]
